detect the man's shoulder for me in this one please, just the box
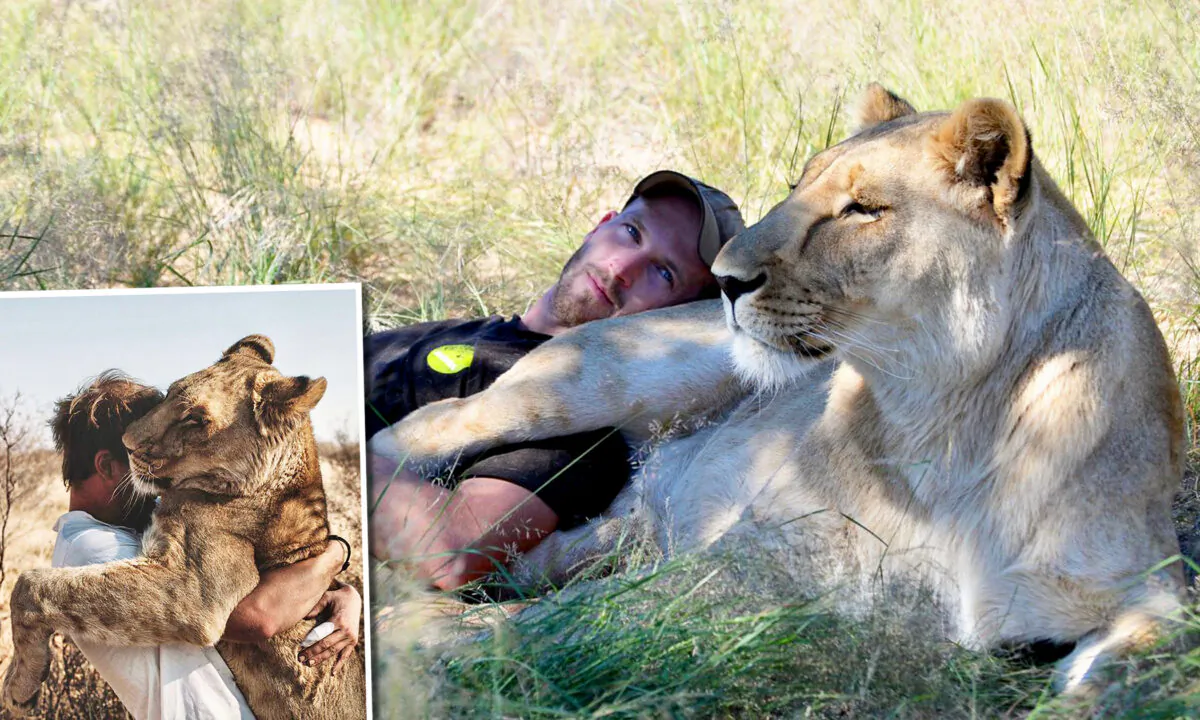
[52,511,142,567]
[367,314,542,363]
[368,315,510,343]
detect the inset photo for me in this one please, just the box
[0,284,368,720]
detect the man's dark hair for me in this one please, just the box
[50,371,164,488]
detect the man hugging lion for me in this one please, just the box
[42,371,361,720]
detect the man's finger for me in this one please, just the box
[305,628,348,658]
[302,633,352,666]
[311,637,353,670]
[299,632,340,664]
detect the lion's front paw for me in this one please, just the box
[2,657,46,717]
[370,399,480,475]
[392,418,446,464]
[367,425,440,477]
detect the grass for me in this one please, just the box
[3,0,1200,716]
[375,550,1200,718]
[375,556,1050,718]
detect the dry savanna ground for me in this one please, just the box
[3,0,1200,716]
[0,434,364,720]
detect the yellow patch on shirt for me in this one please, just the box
[427,344,475,374]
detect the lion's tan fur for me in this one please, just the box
[3,335,365,719]
[370,86,1186,690]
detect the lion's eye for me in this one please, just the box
[840,201,883,220]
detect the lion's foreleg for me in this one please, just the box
[3,555,258,712]
[2,574,55,715]
[370,300,739,474]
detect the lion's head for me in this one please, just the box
[123,334,327,497]
[715,84,1060,389]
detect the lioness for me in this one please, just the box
[370,86,1186,690]
[3,335,366,719]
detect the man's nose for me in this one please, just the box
[607,251,644,289]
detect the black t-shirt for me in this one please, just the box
[365,316,631,529]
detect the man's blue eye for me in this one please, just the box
[658,266,673,284]
[624,224,640,243]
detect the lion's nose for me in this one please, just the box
[716,272,767,304]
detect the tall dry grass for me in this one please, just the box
[5,2,1196,311]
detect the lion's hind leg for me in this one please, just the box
[512,478,649,589]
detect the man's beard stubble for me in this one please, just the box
[548,246,614,329]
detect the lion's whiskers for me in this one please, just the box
[823,305,888,328]
[820,318,905,359]
[116,472,136,513]
[801,326,916,381]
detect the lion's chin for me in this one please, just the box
[730,332,825,390]
[127,468,168,498]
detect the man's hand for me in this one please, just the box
[297,583,362,675]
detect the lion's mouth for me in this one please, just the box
[127,453,171,495]
[786,333,835,359]
[733,324,835,361]
[726,301,837,362]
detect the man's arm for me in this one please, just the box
[369,425,630,590]
[222,542,348,643]
[369,456,558,590]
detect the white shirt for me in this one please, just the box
[52,511,256,720]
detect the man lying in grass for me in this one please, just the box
[366,171,744,590]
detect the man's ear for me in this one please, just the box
[93,449,121,486]
[253,374,327,434]
[926,97,1032,230]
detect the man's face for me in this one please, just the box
[549,194,711,327]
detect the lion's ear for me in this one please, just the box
[854,83,916,130]
[927,98,1032,229]
[224,335,275,364]
[253,374,327,432]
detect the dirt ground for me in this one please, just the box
[0,449,364,720]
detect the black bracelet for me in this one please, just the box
[328,534,352,574]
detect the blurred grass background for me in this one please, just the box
[3,0,1200,716]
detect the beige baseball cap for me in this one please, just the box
[624,170,745,267]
